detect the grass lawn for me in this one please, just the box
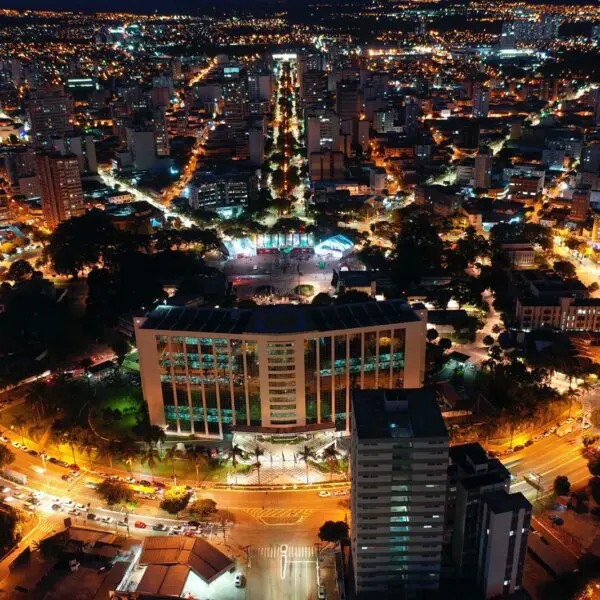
[90,384,143,440]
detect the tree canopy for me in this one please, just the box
[318,520,349,542]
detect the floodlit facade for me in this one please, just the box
[134,300,427,439]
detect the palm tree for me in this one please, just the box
[78,433,97,470]
[25,382,47,422]
[190,450,208,485]
[96,439,116,469]
[296,445,317,484]
[321,444,341,483]
[120,446,140,474]
[28,421,46,444]
[227,445,244,484]
[250,445,264,485]
[11,414,27,445]
[164,447,181,485]
[140,446,161,481]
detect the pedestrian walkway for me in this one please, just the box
[252,545,315,558]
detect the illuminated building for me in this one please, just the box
[474,147,492,190]
[306,110,340,155]
[309,150,344,181]
[222,78,248,131]
[404,96,419,137]
[50,134,97,174]
[35,151,84,228]
[152,109,170,157]
[350,388,448,596]
[472,83,489,119]
[188,169,256,216]
[300,70,327,108]
[247,71,272,104]
[336,80,362,122]
[28,85,74,147]
[134,300,427,439]
[570,188,590,222]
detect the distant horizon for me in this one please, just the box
[1,0,589,16]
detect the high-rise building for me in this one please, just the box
[571,188,591,222]
[50,134,97,174]
[474,147,492,190]
[125,127,157,170]
[308,150,345,181]
[336,80,362,121]
[582,143,600,175]
[300,70,327,108]
[446,443,511,580]
[404,96,419,137]
[306,110,340,155]
[28,85,74,147]
[473,83,489,119]
[594,88,600,127]
[222,79,248,130]
[35,151,84,228]
[153,109,170,157]
[350,388,448,597]
[248,128,264,166]
[134,300,427,438]
[477,492,531,599]
[500,23,516,50]
[248,71,272,103]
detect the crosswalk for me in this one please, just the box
[252,545,316,559]
[241,507,314,525]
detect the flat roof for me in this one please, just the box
[352,388,448,440]
[140,299,422,335]
[485,491,531,514]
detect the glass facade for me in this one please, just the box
[151,326,409,438]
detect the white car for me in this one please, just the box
[318,491,331,498]
[102,516,114,524]
[318,585,326,599]
[234,574,243,588]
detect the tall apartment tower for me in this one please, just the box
[28,85,74,147]
[222,79,248,131]
[351,388,449,598]
[472,83,490,119]
[35,151,84,228]
[404,96,419,137]
[300,70,327,108]
[446,443,510,579]
[478,492,531,598]
[152,109,170,157]
[474,147,493,190]
[336,80,362,121]
[571,188,591,222]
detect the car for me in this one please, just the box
[63,499,75,507]
[11,441,21,448]
[51,504,62,512]
[0,435,9,443]
[153,523,167,531]
[513,445,524,452]
[318,585,326,599]
[61,474,73,482]
[75,503,86,511]
[533,435,543,442]
[548,427,557,434]
[68,509,80,516]
[503,448,514,455]
[102,516,114,524]
[584,422,592,429]
[187,520,201,528]
[139,480,152,487]
[68,464,80,471]
[318,491,331,497]
[525,440,534,447]
[69,470,81,478]
[117,521,128,528]
[333,490,349,496]
[31,490,42,499]
[543,430,551,437]
[565,417,574,424]
[234,574,243,588]
[27,449,39,457]
[550,515,564,526]
[87,513,97,521]
[577,416,584,423]
[134,521,147,529]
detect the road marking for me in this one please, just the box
[253,545,315,559]
[239,507,314,525]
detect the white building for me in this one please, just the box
[134,300,427,439]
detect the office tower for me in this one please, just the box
[171,58,182,81]
[472,83,489,119]
[297,51,326,92]
[28,85,74,147]
[458,122,480,152]
[134,300,427,437]
[248,128,264,166]
[509,118,522,141]
[447,443,510,580]
[478,492,531,598]
[35,151,84,228]
[125,127,157,170]
[110,100,130,142]
[248,71,272,103]
[50,134,97,174]
[309,150,345,181]
[151,86,170,110]
[153,109,170,157]
[571,188,591,222]
[404,96,419,137]
[351,388,448,597]
[474,147,492,190]
[222,79,248,130]
[300,70,327,108]
[336,81,362,121]
[306,111,341,155]
[595,88,600,127]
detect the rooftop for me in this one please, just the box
[485,491,531,514]
[352,388,448,440]
[140,299,422,334]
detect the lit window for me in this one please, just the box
[504,580,509,586]
[361,546,368,550]
[509,530,514,536]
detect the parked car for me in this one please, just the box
[513,445,524,452]
[51,504,62,512]
[318,585,326,599]
[234,574,243,588]
[318,491,331,497]
[134,521,147,529]
[153,523,167,531]
[87,513,97,521]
